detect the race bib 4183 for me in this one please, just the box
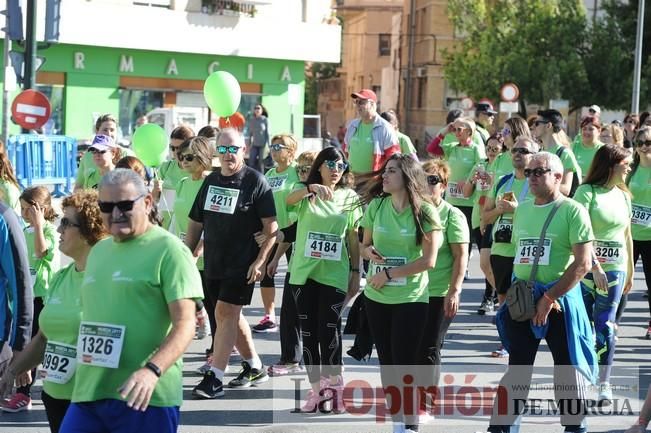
[514,238,552,266]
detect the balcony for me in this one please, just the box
[52,1,342,63]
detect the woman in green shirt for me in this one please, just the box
[572,116,604,177]
[0,190,108,432]
[286,147,362,413]
[358,154,442,432]
[574,144,634,404]
[0,140,21,214]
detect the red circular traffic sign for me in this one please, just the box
[500,83,520,102]
[11,89,52,130]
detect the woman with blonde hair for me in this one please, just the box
[600,123,624,147]
[0,140,21,213]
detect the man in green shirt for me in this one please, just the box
[475,102,497,145]
[534,109,582,197]
[487,152,596,433]
[62,169,202,433]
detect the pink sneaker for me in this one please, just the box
[268,362,305,377]
[1,393,32,413]
[301,390,323,413]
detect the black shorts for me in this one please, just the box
[481,223,493,249]
[490,254,515,295]
[207,276,255,306]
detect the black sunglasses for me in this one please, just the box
[297,165,311,174]
[89,147,108,155]
[635,140,651,147]
[170,145,180,151]
[427,175,442,186]
[511,147,534,155]
[524,168,552,178]
[98,194,145,214]
[60,217,80,230]
[178,154,196,162]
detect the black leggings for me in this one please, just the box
[199,270,217,353]
[292,279,345,384]
[616,239,651,323]
[17,297,44,397]
[422,296,452,367]
[41,391,70,433]
[279,272,302,364]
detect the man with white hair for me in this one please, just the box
[186,129,278,399]
[487,152,598,433]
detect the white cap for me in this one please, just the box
[588,105,601,115]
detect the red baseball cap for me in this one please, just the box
[351,89,377,102]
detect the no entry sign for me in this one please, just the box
[11,89,52,130]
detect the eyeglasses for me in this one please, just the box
[217,145,242,154]
[89,147,108,155]
[501,127,511,136]
[427,174,442,186]
[325,160,348,172]
[98,194,145,214]
[178,154,196,162]
[511,147,534,155]
[524,168,552,178]
[635,140,651,147]
[297,165,312,174]
[487,146,502,152]
[534,120,550,126]
[59,217,80,230]
[270,143,288,152]
[169,145,180,151]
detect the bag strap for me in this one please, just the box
[528,198,564,283]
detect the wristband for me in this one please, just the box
[384,268,392,281]
[351,268,360,273]
[543,292,555,303]
[145,361,162,377]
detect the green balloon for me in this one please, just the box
[203,71,241,117]
[132,124,168,167]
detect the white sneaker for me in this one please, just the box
[195,307,211,339]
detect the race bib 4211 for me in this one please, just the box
[204,186,240,214]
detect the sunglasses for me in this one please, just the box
[59,217,80,230]
[635,140,651,147]
[98,194,145,214]
[454,127,467,133]
[297,165,312,174]
[427,174,442,186]
[534,120,550,126]
[270,143,288,152]
[487,146,502,152]
[89,147,108,155]
[169,145,180,151]
[217,145,242,154]
[511,147,534,155]
[325,160,348,171]
[178,154,196,162]
[524,168,552,178]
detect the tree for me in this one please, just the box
[442,0,592,114]
[304,62,338,114]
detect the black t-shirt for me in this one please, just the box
[190,166,276,280]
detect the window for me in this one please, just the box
[35,85,64,134]
[118,89,164,139]
[417,77,427,109]
[379,34,391,56]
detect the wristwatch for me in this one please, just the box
[145,361,162,377]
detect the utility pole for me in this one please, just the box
[403,0,416,133]
[631,0,645,113]
[23,0,37,91]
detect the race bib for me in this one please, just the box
[305,232,342,261]
[514,238,552,266]
[476,173,493,192]
[495,219,513,233]
[447,182,464,199]
[268,175,288,192]
[631,204,651,227]
[77,322,125,369]
[371,257,407,286]
[594,240,623,265]
[41,341,77,384]
[204,186,240,214]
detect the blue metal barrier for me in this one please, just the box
[7,134,77,197]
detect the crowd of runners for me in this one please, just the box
[0,93,649,433]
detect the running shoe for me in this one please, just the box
[1,393,32,412]
[477,298,494,315]
[228,361,269,387]
[646,322,651,340]
[192,370,224,399]
[491,345,509,358]
[268,362,305,377]
[598,382,613,406]
[195,307,210,340]
[301,389,324,413]
[252,315,278,333]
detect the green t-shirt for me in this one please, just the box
[24,222,59,298]
[265,165,300,229]
[629,166,651,241]
[76,147,134,187]
[348,122,375,174]
[573,184,631,272]
[289,187,362,291]
[398,132,417,156]
[512,198,593,284]
[490,174,534,258]
[442,142,483,207]
[428,200,469,297]
[571,140,604,179]
[0,180,21,214]
[158,160,186,191]
[361,198,440,304]
[38,263,84,400]
[468,159,500,229]
[174,176,206,270]
[493,152,514,180]
[547,143,582,180]
[72,226,203,407]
